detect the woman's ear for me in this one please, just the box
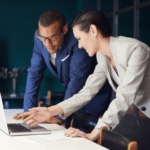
[90,24,97,38]
[63,24,68,35]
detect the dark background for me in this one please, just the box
[0,0,97,108]
[0,0,150,108]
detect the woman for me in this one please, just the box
[14,8,150,142]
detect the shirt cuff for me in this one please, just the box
[57,101,76,119]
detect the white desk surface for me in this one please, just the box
[0,109,109,150]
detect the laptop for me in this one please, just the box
[0,93,51,136]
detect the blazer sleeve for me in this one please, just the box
[95,44,150,130]
[23,31,46,112]
[58,60,107,119]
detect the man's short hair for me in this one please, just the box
[72,8,111,38]
[39,9,66,28]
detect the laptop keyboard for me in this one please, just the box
[7,124,32,132]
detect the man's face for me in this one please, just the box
[38,21,66,54]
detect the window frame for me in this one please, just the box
[97,0,150,38]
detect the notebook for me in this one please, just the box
[0,93,51,136]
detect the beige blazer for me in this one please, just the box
[58,36,150,130]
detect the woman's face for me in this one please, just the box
[73,25,98,57]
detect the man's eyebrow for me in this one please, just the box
[39,32,58,38]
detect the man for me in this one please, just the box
[23,9,112,128]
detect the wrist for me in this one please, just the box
[85,133,92,141]
[48,105,64,116]
[85,128,100,141]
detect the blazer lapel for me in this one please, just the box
[55,46,67,80]
[110,36,123,84]
[55,51,62,80]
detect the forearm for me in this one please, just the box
[86,128,100,141]
[48,105,64,117]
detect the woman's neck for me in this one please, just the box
[97,36,113,60]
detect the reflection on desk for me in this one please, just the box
[0,109,109,150]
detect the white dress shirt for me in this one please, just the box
[50,53,56,67]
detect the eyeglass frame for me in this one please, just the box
[36,27,63,43]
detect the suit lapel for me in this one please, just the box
[110,36,125,83]
[55,49,62,80]
[55,24,72,81]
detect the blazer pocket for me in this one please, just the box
[61,55,70,62]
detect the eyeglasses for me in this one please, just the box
[36,28,63,43]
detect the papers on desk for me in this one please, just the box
[13,132,81,145]
[27,132,79,143]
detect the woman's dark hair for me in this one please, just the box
[72,8,111,37]
[39,9,66,28]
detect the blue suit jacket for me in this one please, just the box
[24,22,112,125]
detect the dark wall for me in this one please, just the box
[0,0,97,98]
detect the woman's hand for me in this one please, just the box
[13,112,32,120]
[64,127,90,139]
[13,105,64,127]
[22,107,51,126]
[64,127,101,142]
[13,107,51,127]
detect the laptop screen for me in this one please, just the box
[0,93,9,135]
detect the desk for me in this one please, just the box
[0,109,109,150]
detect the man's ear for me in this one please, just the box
[90,24,97,38]
[63,24,68,35]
